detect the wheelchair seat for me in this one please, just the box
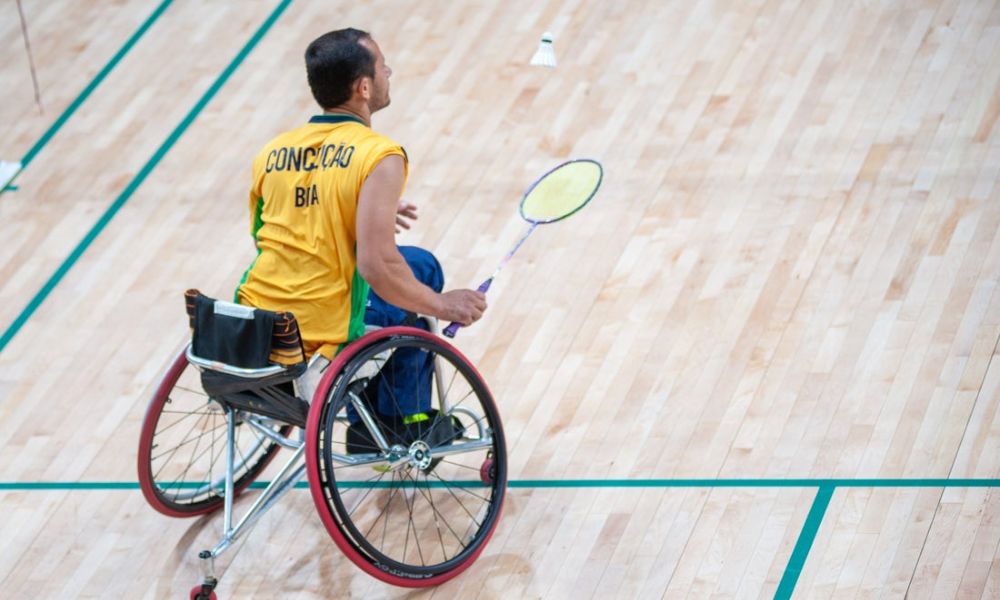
[184,289,309,427]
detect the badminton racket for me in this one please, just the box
[443,158,603,338]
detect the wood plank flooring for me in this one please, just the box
[1,0,998,597]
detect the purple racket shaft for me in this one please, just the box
[442,221,538,338]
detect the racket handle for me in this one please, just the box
[474,278,494,294]
[442,278,493,338]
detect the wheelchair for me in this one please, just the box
[137,291,507,599]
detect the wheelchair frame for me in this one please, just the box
[140,320,506,599]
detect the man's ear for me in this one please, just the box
[356,76,371,101]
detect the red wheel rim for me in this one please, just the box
[137,347,289,517]
[304,326,505,587]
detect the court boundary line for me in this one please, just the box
[0,0,293,354]
[15,0,174,171]
[1,478,996,599]
[775,485,834,600]
[2,478,997,490]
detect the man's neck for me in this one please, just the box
[325,103,370,127]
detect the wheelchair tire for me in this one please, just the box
[305,327,507,587]
[138,347,290,517]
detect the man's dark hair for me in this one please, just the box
[305,28,375,109]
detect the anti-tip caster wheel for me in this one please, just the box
[190,584,217,600]
[480,457,496,485]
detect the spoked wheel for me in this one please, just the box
[305,327,507,587]
[138,346,291,517]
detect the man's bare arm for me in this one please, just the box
[356,155,486,325]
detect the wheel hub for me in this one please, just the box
[408,440,433,470]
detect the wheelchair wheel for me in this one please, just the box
[305,327,507,587]
[138,347,291,517]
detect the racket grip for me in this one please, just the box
[442,278,493,338]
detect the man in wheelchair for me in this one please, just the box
[234,29,487,448]
[145,29,507,596]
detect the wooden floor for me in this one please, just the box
[2,0,999,597]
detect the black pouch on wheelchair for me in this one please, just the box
[190,293,274,368]
[185,290,308,426]
[185,290,306,368]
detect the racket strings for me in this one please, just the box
[443,158,602,338]
[519,160,602,223]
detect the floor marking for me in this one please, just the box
[3,476,994,597]
[774,485,834,599]
[0,0,293,354]
[19,0,174,170]
[2,477,997,491]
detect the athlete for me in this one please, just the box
[235,28,486,433]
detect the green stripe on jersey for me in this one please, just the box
[348,267,370,343]
[234,196,265,302]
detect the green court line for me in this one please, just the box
[0,482,143,490]
[18,0,174,169]
[509,478,1000,488]
[0,0,293,354]
[2,477,992,597]
[774,485,834,599]
[1,478,997,491]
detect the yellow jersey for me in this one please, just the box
[236,114,408,360]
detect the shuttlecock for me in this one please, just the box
[530,32,557,68]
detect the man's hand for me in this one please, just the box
[438,289,487,326]
[395,201,418,232]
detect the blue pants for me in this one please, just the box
[361,246,443,418]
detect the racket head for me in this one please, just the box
[518,158,603,224]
